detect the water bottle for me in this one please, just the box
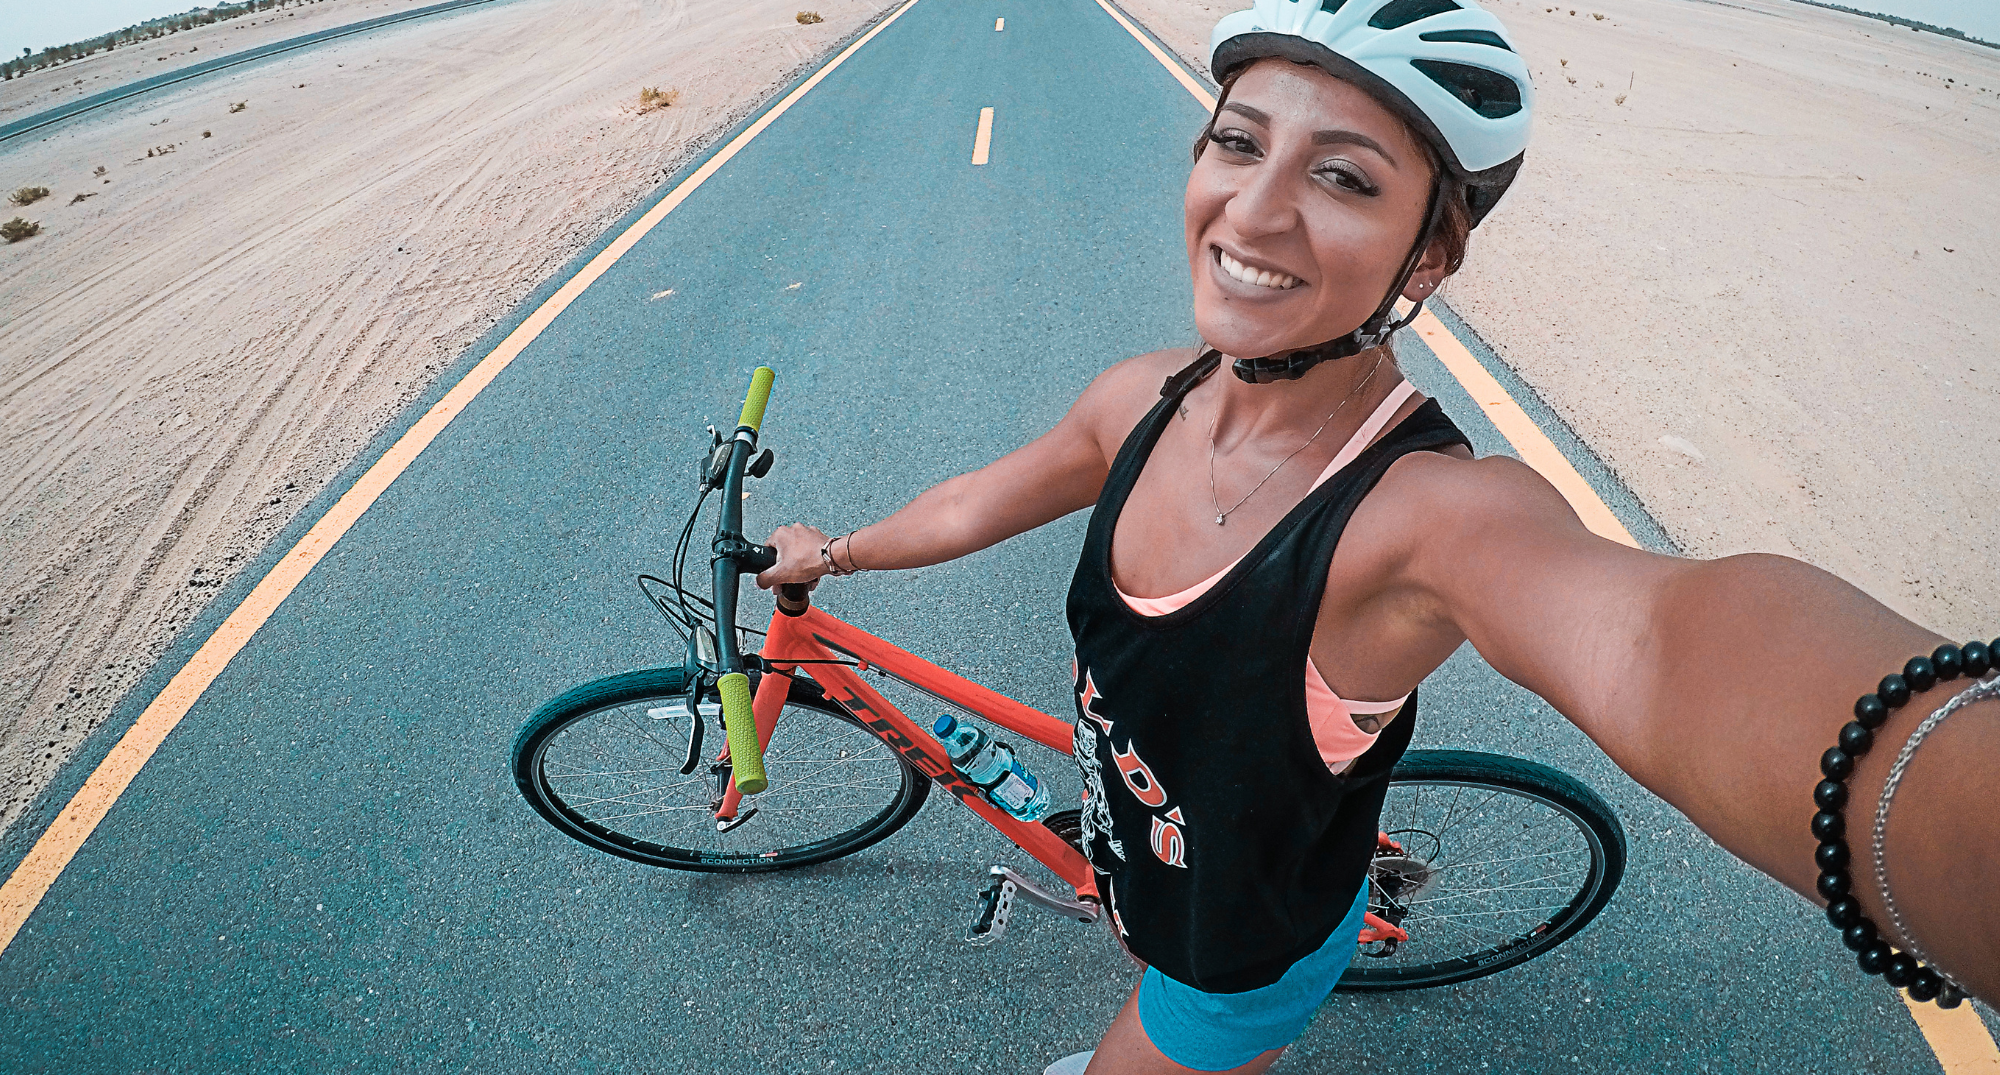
[932,713,1050,821]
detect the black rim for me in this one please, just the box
[513,669,928,873]
[1335,751,1625,992]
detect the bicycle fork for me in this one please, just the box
[966,864,1100,946]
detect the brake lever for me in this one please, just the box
[680,671,708,775]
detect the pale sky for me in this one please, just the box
[1842,1,2000,41]
[6,2,212,63]
[3,0,1996,72]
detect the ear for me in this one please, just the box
[1401,237,1451,302]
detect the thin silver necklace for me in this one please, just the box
[1205,354,1386,526]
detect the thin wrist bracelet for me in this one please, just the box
[1813,638,1996,1007]
[818,536,855,577]
[837,531,865,574]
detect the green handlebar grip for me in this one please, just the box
[737,366,776,433]
[718,672,767,795]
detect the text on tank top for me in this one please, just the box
[1066,349,1472,992]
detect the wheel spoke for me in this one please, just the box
[530,692,917,865]
[1347,767,1619,982]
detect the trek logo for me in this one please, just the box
[1075,666,1189,870]
[828,685,982,805]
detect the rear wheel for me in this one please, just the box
[1335,750,1626,992]
[512,667,929,872]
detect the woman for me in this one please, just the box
[759,0,1998,1070]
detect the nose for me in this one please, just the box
[1223,159,1301,242]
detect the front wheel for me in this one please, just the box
[512,666,929,872]
[1334,750,1627,992]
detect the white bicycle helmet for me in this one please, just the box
[1203,0,1534,381]
[1210,0,1532,227]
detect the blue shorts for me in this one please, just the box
[1136,884,1370,1071]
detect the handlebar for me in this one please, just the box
[712,366,778,796]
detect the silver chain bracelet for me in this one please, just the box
[1872,671,2000,987]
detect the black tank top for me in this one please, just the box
[1066,351,1471,993]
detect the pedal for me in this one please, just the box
[964,864,1099,946]
[966,875,1015,947]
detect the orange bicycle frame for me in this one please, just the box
[712,598,1098,902]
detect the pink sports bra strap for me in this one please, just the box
[1307,378,1419,493]
[1115,379,1418,614]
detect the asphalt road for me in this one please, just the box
[0,0,513,145]
[0,0,1953,1070]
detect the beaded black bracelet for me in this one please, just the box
[1814,638,1996,1008]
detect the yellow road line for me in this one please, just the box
[1091,0,1214,109]
[0,0,926,962]
[995,16,1004,31]
[1410,311,1638,548]
[1094,4,1997,1071]
[1904,997,2000,1074]
[972,106,995,165]
[1090,0,1634,547]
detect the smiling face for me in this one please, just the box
[1186,59,1444,360]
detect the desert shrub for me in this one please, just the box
[796,10,824,23]
[203,129,212,137]
[638,86,680,112]
[93,165,107,176]
[9,186,50,207]
[229,101,246,112]
[2,218,40,242]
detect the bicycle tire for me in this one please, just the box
[512,666,930,873]
[1334,749,1626,992]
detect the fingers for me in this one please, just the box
[755,523,831,588]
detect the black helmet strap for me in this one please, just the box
[1231,166,1448,385]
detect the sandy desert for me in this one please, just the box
[2,0,1997,837]
[0,0,902,834]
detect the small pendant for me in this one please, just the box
[1215,514,1226,526]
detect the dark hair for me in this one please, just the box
[1193,61,1473,278]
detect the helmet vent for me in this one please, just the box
[1418,27,1512,50]
[1368,0,1461,30]
[1319,0,1350,13]
[1409,58,1522,118]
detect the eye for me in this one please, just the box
[1206,128,1261,157]
[1316,160,1379,196]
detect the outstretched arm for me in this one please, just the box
[756,353,1172,586]
[1390,452,1997,1000]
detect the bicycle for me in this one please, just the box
[510,367,1628,991]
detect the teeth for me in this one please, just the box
[1217,249,1300,290]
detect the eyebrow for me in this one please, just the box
[1219,102,1399,166]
